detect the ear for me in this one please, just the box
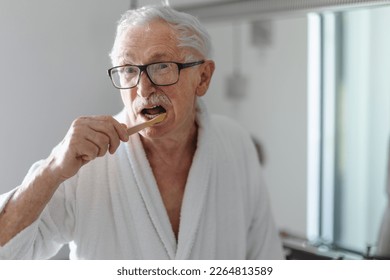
[196,60,215,97]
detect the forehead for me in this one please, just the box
[116,20,183,64]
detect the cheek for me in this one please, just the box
[120,90,138,120]
[120,90,135,108]
[171,91,198,118]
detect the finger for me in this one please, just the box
[114,121,130,142]
[75,139,100,162]
[85,132,110,157]
[71,116,127,157]
[107,122,129,154]
[87,119,122,154]
[92,117,129,153]
[70,118,111,158]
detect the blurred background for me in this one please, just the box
[0,0,389,259]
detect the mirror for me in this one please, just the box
[171,1,390,258]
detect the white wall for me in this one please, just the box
[204,16,308,237]
[0,0,129,194]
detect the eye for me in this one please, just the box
[123,66,138,74]
[155,63,170,70]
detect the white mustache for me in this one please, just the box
[134,93,171,111]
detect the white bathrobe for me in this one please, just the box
[0,100,284,260]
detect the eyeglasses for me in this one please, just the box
[107,60,205,89]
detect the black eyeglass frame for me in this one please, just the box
[107,60,205,89]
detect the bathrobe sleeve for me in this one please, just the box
[212,115,284,259]
[246,163,285,259]
[0,161,76,259]
[241,128,284,259]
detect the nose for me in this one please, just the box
[136,71,155,98]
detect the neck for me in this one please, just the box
[141,123,198,169]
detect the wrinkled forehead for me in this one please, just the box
[113,20,186,65]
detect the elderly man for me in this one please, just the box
[0,5,283,259]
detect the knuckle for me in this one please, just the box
[72,116,88,126]
[95,134,110,146]
[99,115,113,122]
[88,145,99,158]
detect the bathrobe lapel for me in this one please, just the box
[125,134,177,259]
[175,100,214,259]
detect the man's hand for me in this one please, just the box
[48,115,129,184]
[0,115,129,246]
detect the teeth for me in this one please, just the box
[141,104,165,119]
[144,113,160,119]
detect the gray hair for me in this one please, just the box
[109,5,212,65]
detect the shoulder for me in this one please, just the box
[208,114,261,175]
[208,115,266,216]
[211,115,249,137]
[210,114,255,151]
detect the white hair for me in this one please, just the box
[109,5,213,65]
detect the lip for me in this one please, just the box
[140,103,167,117]
[138,109,167,122]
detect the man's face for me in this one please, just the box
[115,20,207,141]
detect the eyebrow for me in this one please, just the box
[121,51,174,65]
[148,52,170,61]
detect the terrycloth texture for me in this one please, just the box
[0,100,284,260]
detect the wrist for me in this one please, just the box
[39,155,66,188]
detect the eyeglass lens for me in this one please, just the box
[111,62,179,88]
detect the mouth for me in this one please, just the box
[140,105,167,120]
